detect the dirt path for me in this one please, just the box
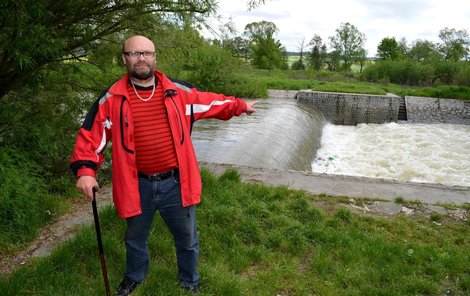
[0,186,113,275]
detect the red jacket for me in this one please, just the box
[71,70,247,218]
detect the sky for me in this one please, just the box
[201,0,470,57]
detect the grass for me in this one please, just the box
[394,196,406,204]
[241,68,470,100]
[0,147,74,255]
[1,168,469,295]
[242,69,387,96]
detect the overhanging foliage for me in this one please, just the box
[0,0,217,100]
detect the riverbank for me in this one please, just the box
[2,163,468,275]
[200,162,470,206]
[2,165,469,296]
[201,162,469,222]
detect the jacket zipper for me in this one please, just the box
[165,90,185,145]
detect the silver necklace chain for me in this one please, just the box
[131,80,155,102]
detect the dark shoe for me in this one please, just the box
[114,276,140,296]
[183,285,200,293]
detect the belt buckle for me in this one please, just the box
[151,173,163,181]
[152,171,168,181]
[142,169,175,182]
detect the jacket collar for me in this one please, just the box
[108,70,176,98]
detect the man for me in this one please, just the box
[71,35,258,295]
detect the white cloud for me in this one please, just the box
[203,0,470,57]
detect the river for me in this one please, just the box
[192,98,470,187]
[312,122,470,187]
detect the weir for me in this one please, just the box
[296,90,470,125]
[296,91,403,125]
[192,92,470,187]
[192,98,325,171]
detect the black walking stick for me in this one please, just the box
[92,186,111,296]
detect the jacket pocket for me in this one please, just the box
[120,97,135,154]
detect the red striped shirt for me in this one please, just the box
[127,79,178,174]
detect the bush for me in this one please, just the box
[433,61,459,85]
[0,147,63,251]
[361,60,434,85]
[180,45,266,98]
[362,60,469,87]
[0,83,88,193]
[291,59,306,70]
[454,62,470,86]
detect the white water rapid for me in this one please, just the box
[312,122,470,187]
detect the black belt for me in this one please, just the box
[138,168,178,181]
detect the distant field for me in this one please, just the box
[287,55,305,67]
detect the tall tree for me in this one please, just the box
[397,37,409,58]
[438,27,470,61]
[0,0,217,100]
[377,37,400,60]
[356,48,368,73]
[244,21,287,70]
[308,34,327,71]
[408,40,440,62]
[224,36,250,60]
[329,22,366,71]
[326,50,341,72]
[291,38,306,70]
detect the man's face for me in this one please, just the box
[122,36,156,81]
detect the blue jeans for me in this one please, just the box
[124,171,199,288]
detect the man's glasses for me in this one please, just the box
[123,51,155,58]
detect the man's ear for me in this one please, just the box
[122,54,127,66]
